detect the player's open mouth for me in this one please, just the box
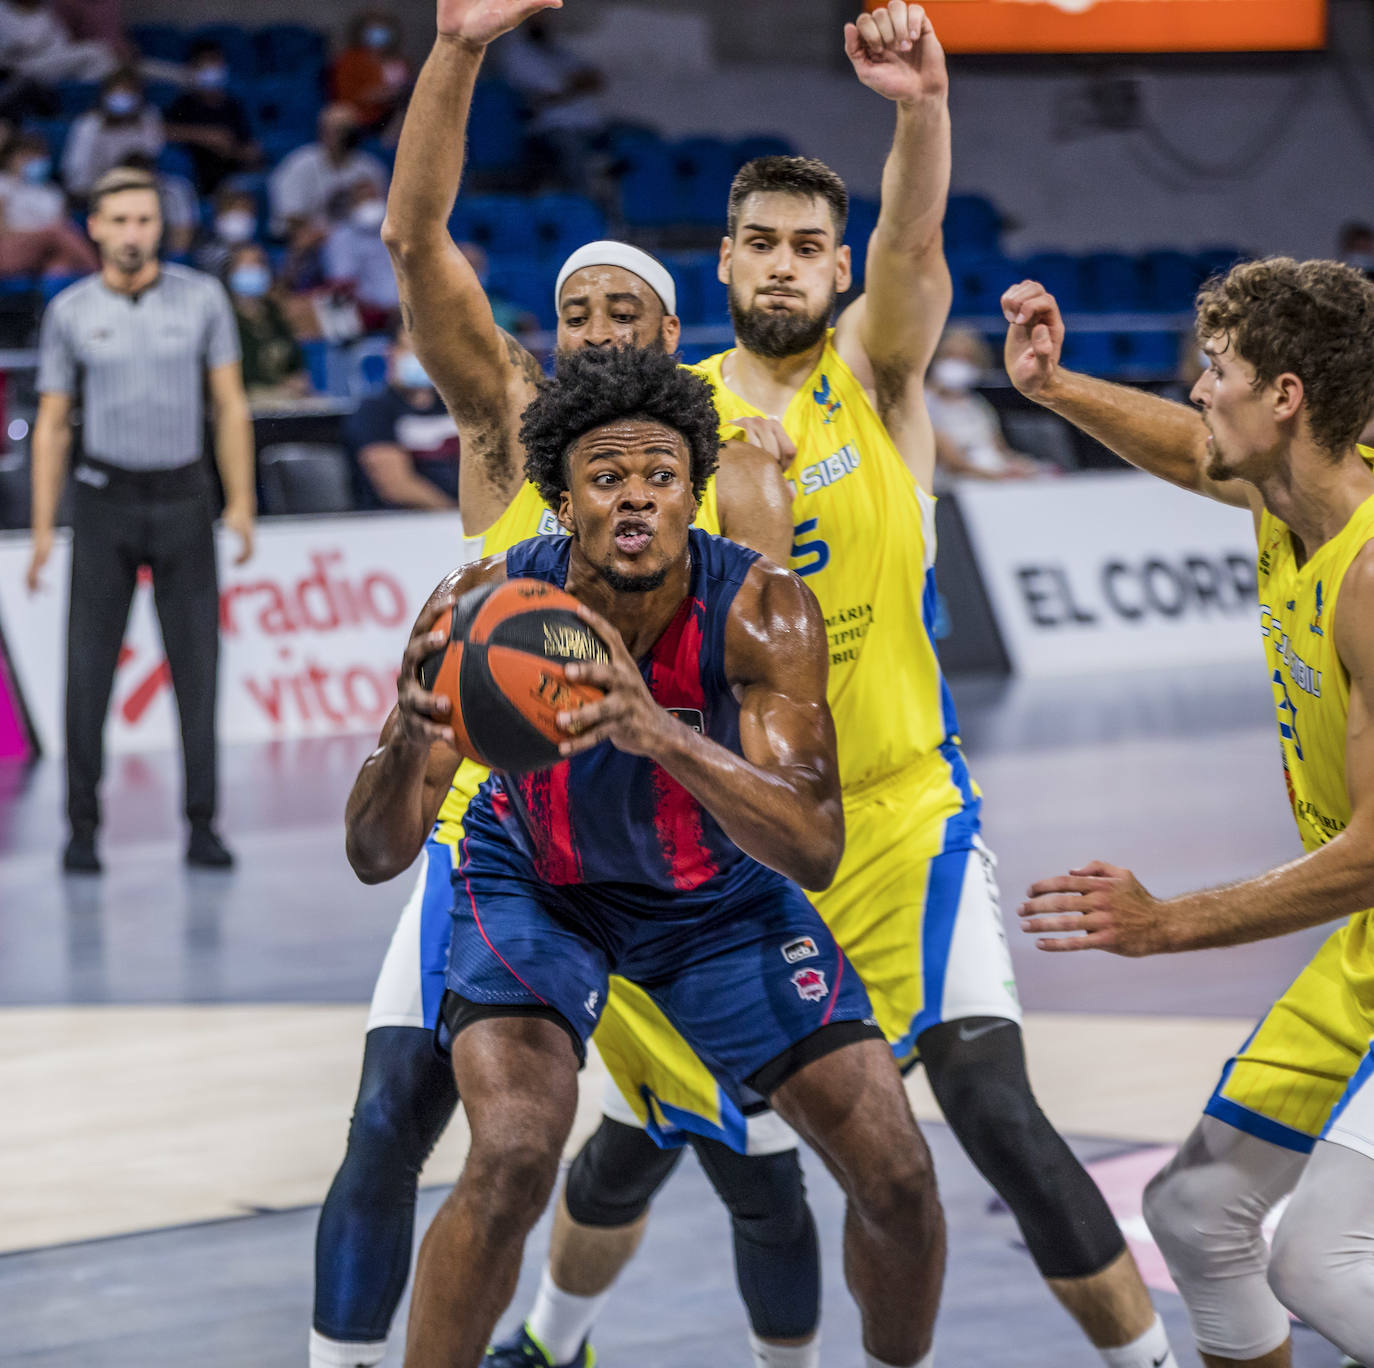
[614,518,653,554]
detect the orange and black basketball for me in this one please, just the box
[416,577,609,774]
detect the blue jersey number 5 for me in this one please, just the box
[791,518,830,577]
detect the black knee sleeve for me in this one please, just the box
[314,1025,460,1342]
[691,1137,820,1340]
[564,1117,684,1227]
[919,1017,1125,1280]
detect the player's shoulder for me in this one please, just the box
[45,272,101,314]
[161,261,229,303]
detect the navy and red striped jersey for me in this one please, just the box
[463,527,768,910]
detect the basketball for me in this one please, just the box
[417,578,609,774]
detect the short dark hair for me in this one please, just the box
[88,165,159,212]
[520,347,720,508]
[187,38,225,62]
[1196,256,1374,455]
[100,65,142,96]
[727,156,849,240]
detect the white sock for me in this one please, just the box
[864,1352,932,1368]
[749,1328,820,1367]
[526,1267,609,1364]
[308,1328,387,1368]
[1099,1316,1177,1368]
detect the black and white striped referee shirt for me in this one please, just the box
[35,263,242,471]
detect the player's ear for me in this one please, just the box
[835,242,853,296]
[1272,371,1304,424]
[556,490,574,534]
[717,235,732,287]
[661,311,681,353]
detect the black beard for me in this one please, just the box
[600,561,668,593]
[729,286,834,360]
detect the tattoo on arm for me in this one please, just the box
[501,330,544,389]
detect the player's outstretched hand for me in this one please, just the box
[1017,860,1169,957]
[726,415,797,470]
[558,605,671,759]
[1002,280,1066,399]
[437,0,562,47]
[395,595,456,748]
[845,2,948,106]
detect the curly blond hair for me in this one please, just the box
[1195,257,1374,454]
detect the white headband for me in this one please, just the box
[554,240,677,317]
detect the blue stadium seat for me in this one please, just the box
[488,261,555,330]
[156,145,194,180]
[25,119,72,165]
[845,197,880,285]
[1059,330,1115,376]
[189,24,257,81]
[619,138,676,229]
[450,196,538,259]
[1139,249,1199,311]
[1082,252,1144,311]
[949,254,1014,315]
[299,339,332,394]
[55,80,100,117]
[662,251,726,327]
[1118,330,1180,376]
[39,274,84,304]
[730,135,793,172]
[254,25,327,78]
[944,194,1001,255]
[259,129,310,168]
[1019,252,1084,311]
[0,276,36,296]
[670,138,735,227]
[466,80,527,177]
[249,76,321,143]
[144,81,183,114]
[528,194,605,262]
[129,23,186,64]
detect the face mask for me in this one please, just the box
[193,64,229,91]
[20,156,50,184]
[103,90,140,118]
[216,210,256,243]
[932,357,980,392]
[363,24,392,49]
[229,263,271,298]
[351,199,386,231]
[395,352,432,389]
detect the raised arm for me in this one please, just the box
[715,419,797,566]
[1019,545,1374,956]
[833,2,952,491]
[381,0,558,533]
[1002,279,1259,513]
[558,564,842,889]
[345,555,506,882]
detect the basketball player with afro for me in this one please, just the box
[344,343,947,1368]
[1009,258,1374,1367]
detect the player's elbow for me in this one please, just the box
[345,822,408,885]
[793,805,844,891]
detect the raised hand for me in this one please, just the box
[1002,279,1067,399]
[437,0,562,47]
[844,2,948,105]
[1017,860,1169,957]
[557,605,672,759]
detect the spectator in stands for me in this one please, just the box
[0,129,97,276]
[330,9,412,136]
[346,329,459,509]
[0,0,116,84]
[51,0,125,48]
[926,328,1043,483]
[118,149,196,256]
[61,67,163,200]
[224,242,310,400]
[193,183,258,278]
[323,178,398,331]
[268,103,387,239]
[165,39,258,197]
[1338,221,1374,282]
[492,13,605,191]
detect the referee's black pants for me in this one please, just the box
[66,460,220,837]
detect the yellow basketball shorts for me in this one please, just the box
[1206,913,1374,1154]
[593,776,1019,1154]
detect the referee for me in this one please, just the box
[26,165,256,875]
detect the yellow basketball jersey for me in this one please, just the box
[432,474,722,845]
[691,338,974,841]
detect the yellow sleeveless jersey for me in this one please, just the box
[690,337,975,837]
[432,475,722,845]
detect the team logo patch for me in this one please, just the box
[812,373,842,423]
[1311,580,1325,636]
[667,708,704,733]
[781,936,819,964]
[791,967,828,1002]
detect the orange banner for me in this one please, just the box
[866,1,1325,54]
